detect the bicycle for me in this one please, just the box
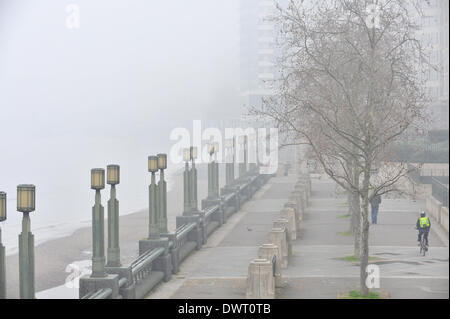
[419,233,428,256]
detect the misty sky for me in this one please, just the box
[0,0,244,229]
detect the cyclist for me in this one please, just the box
[416,211,431,248]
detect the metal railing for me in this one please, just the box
[80,171,268,299]
[407,163,449,184]
[431,177,449,208]
[82,288,113,299]
[131,247,165,284]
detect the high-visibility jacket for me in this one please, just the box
[419,217,430,228]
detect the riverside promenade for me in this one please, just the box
[149,174,449,299]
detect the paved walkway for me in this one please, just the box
[148,175,449,299]
[282,176,449,299]
[149,175,298,298]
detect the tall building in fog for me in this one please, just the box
[418,0,449,129]
[239,0,288,110]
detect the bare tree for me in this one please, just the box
[252,0,428,296]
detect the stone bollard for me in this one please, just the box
[297,176,311,197]
[291,190,302,213]
[258,244,283,288]
[289,193,303,221]
[280,208,297,240]
[269,228,288,268]
[295,183,308,207]
[284,201,301,230]
[246,259,275,299]
[294,186,307,215]
[273,219,292,258]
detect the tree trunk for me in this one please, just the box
[350,164,361,258]
[359,169,371,296]
[351,190,361,258]
[348,191,353,229]
[359,201,370,296]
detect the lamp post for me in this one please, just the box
[207,143,215,199]
[249,133,257,172]
[17,184,36,299]
[239,135,248,178]
[183,148,191,214]
[90,169,106,278]
[106,165,121,267]
[207,142,220,199]
[0,191,6,299]
[190,146,198,212]
[157,154,168,234]
[225,138,235,186]
[148,156,159,239]
[213,142,220,198]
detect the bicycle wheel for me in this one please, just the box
[421,240,426,256]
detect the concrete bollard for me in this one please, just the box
[269,228,288,268]
[290,191,303,220]
[246,259,275,299]
[293,187,306,219]
[258,244,283,288]
[284,201,301,231]
[273,219,292,258]
[296,179,309,195]
[297,175,311,196]
[294,184,308,208]
[280,208,297,240]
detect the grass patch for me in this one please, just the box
[339,290,388,299]
[337,214,351,219]
[342,255,379,262]
[337,231,353,237]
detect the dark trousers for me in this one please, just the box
[418,229,429,245]
[371,205,379,224]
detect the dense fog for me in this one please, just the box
[0,0,243,245]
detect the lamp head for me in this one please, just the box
[91,169,105,190]
[225,138,234,148]
[190,146,198,160]
[157,153,167,170]
[107,165,120,185]
[208,143,215,156]
[148,156,158,173]
[0,191,6,222]
[17,184,36,213]
[214,142,219,153]
[183,148,191,162]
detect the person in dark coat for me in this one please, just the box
[370,194,381,224]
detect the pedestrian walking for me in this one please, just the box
[370,194,381,224]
